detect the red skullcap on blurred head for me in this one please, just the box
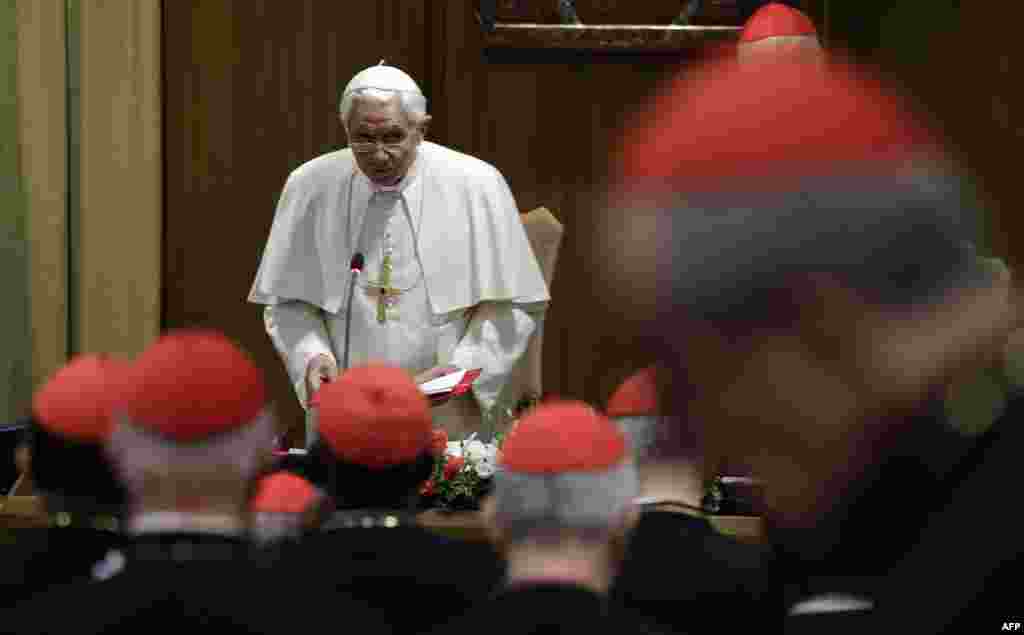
[250,471,320,514]
[315,364,432,468]
[117,330,267,441]
[33,354,131,443]
[606,366,660,418]
[739,3,817,43]
[611,57,942,193]
[500,401,627,474]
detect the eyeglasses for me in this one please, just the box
[350,137,409,155]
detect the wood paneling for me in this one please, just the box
[1,0,29,423]
[75,0,161,358]
[162,1,430,443]
[934,3,1024,268]
[429,1,694,406]
[17,0,68,393]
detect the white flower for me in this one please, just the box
[463,440,488,463]
[464,440,499,464]
[475,458,496,478]
[446,441,463,458]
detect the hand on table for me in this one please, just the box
[14,444,30,477]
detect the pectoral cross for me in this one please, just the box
[374,247,397,323]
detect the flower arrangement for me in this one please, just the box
[419,429,500,511]
[419,393,540,511]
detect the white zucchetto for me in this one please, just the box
[342,64,422,98]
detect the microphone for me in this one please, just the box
[343,253,364,373]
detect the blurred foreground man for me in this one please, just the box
[8,331,388,635]
[281,364,503,635]
[606,367,783,631]
[441,401,669,634]
[0,355,128,608]
[248,470,327,545]
[598,57,1017,630]
[736,2,822,62]
[250,63,549,443]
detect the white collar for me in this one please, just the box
[373,181,404,193]
[367,151,421,195]
[127,511,245,537]
[789,593,874,615]
[349,153,426,257]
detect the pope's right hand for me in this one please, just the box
[306,354,339,402]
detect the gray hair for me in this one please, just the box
[651,168,984,330]
[492,462,638,542]
[615,414,705,464]
[105,409,276,501]
[614,416,659,461]
[251,511,304,545]
[339,87,428,130]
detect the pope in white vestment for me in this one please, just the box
[248,64,550,445]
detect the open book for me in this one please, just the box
[418,368,482,398]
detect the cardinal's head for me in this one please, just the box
[737,3,822,63]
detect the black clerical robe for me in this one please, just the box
[0,524,122,610]
[429,583,675,635]
[5,531,391,635]
[871,389,1024,632]
[279,511,505,635]
[610,510,783,632]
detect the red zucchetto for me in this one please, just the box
[315,364,432,468]
[500,401,627,473]
[606,366,660,418]
[33,353,131,443]
[740,3,817,43]
[116,330,267,441]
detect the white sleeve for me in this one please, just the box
[263,302,335,409]
[450,302,537,413]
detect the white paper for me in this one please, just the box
[418,369,467,396]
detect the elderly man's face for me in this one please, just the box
[677,270,1017,526]
[345,95,424,186]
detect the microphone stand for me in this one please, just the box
[343,253,364,374]
[307,253,363,451]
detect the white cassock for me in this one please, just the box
[249,141,550,442]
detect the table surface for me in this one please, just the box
[2,497,765,543]
[416,509,764,543]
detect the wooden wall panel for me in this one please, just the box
[1,0,29,423]
[162,1,430,442]
[933,4,1024,268]
[76,0,162,358]
[429,1,695,406]
[17,0,68,395]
